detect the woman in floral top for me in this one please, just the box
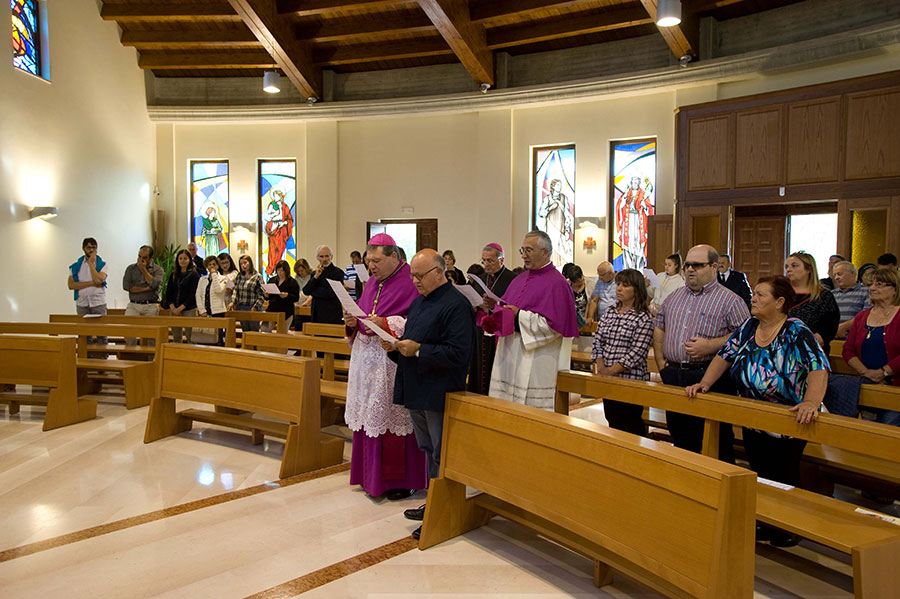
[591,268,654,436]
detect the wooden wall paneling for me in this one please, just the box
[836,198,851,260]
[646,214,673,272]
[786,97,841,184]
[845,87,900,180]
[734,106,782,188]
[733,215,786,288]
[682,204,731,255]
[687,114,732,192]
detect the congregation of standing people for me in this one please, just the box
[64,233,900,545]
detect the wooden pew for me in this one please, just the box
[227,310,285,334]
[555,371,900,597]
[0,322,167,409]
[420,392,756,598]
[241,332,351,424]
[0,335,97,430]
[301,322,345,338]
[49,314,238,347]
[295,305,311,318]
[144,343,344,478]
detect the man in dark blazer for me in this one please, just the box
[717,254,752,309]
[302,245,345,324]
[384,249,474,541]
[467,242,518,394]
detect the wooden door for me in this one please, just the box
[733,216,786,287]
[646,215,673,271]
[367,219,439,252]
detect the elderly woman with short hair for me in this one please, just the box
[843,268,900,425]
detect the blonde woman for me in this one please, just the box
[783,251,840,353]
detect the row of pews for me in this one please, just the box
[2,315,900,597]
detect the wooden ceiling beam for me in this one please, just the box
[417,0,493,86]
[101,2,242,22]
[313,37,452,65]
[227,0,322,98]
[487,5,653,50]
[121,29,261,49]
[638,0,698,58]
[470,0,590,26]
[277,0,408,16]
[138,51,277,69]
[296,12,435,43]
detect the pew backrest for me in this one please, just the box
[49,314,238,347]
[241,332,350,380]
[0,322,167,358]
[301,322,345,338]
[0,334,78,388]
[227,310,285,334]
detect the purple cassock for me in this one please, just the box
[345,236,427,497]
[479,262,580,338]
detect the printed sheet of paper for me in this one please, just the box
[82,313,103,318]
[354,264,370,283]
[327,279,366,317]
[454,284,485,308]
[261,283,280,295]
[360,318,396,342]
[643,268,660,289]
[467,274,504,304]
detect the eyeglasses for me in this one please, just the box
[869,282,896,289]
[410,266,439,281]
[519,247,536,255]
[683,262,711,270]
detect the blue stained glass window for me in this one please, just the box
[11,0,40,76]
[190,161,230,259]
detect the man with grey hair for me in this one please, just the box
[302,244,345,324]
[468,242,517,394]
[832,260,870,338]
[483,231,580,408]
[123,245,164,318]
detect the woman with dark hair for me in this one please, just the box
[217,252,238,304]
[565,264,594,327]
[164,249,200,343]
[784,251,840,352]
[649,252,684,314]
[686,275,829,544]
[590,268,654,436]
[265,259,300,332]
[466,263,485,277]
[196,255,229,345]
[844,268,900,425]
[231,255,265,332]
[442,250,466,285]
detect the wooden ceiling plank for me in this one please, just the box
[101,2,242,22]
[470,0,590,25]
[314,37,452,65]
[138,50,277,69]
[487,5,653,50]
[297,13,435,43]
[121,29,261,49]
[227,0,322,98]
[418,0,494,85]
[277,0,408,16]
[638,0,697,57]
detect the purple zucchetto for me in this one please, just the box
[367,233,397,246]
[485,242,504,255]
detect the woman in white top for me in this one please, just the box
[649,253,685,315]
[196,255,229,345]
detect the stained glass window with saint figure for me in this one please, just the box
[532,145,576,267]
[610,139,656,271]
[258,160,297,278]
[11,0,40,76]
[190,161,230,259]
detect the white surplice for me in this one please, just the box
[488,309,573,409]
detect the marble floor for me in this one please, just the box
[0,387,879,598]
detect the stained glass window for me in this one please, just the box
[610,139,656,271]
[190,161,230,259]
[258,160,297,277]
[533,145,576,266]
[11,0,39,76]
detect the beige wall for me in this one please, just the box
[0,0,155,321]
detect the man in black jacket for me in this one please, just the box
[468,242,517,394]
[384,249,475,540]
[302,245,345,324]
[716,254,752,309]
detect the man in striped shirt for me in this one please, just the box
[652,244,750,463]
[832,261,870,339]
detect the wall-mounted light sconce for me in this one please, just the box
[29,206,58,220]
[657,0,682,27]
[263,70,281,94]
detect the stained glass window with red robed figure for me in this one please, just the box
[11,0,40,76]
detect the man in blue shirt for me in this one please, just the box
[586,261,616,324]
[383,249,475,540]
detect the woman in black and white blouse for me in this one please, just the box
[591,268,654,436]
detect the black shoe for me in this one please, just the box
[755,524,773,543]
[768,529,800,547]
[411,526,421,540]
[385,488,415,501]
[404,504,426,521]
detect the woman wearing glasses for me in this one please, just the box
[843,268,900,424]
[783,252,840,353]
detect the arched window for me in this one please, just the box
[11,0,41,76]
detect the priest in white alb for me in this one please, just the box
[481,230,580,409]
